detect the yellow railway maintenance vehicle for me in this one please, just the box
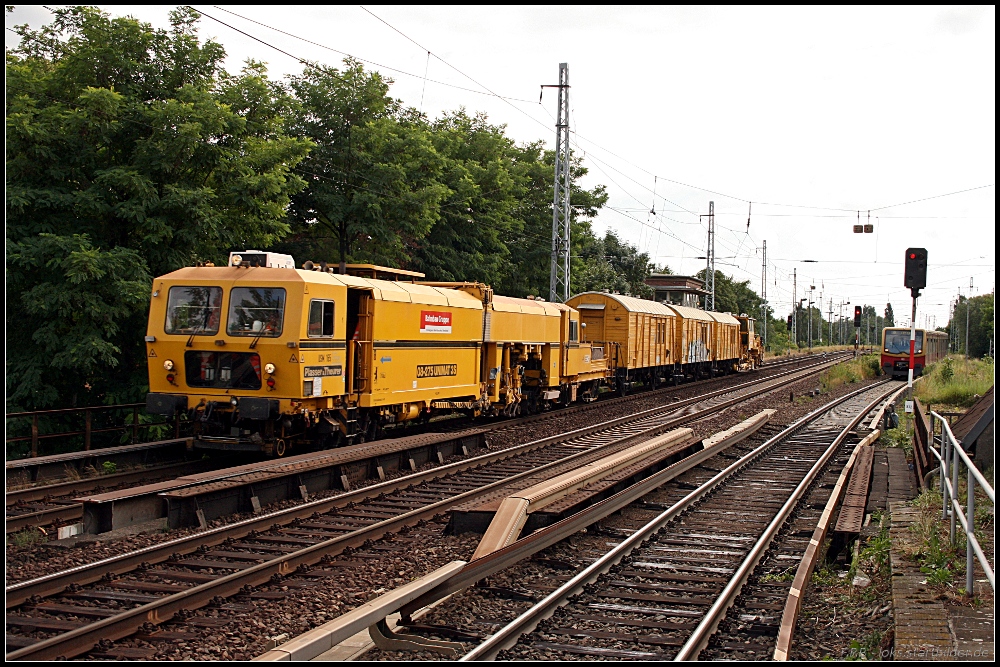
[145,252,608,455]
[735,314,764,370]
[422,283,609,413]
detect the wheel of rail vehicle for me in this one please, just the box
[275,438,287,457]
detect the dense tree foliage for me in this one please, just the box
[281,62,447,271]
[698,269,763,317]
[275,65,614,298]
[5,7,665,411]
[884,302,895,328]
[6,7,310,409]
[949,293,994,358]
[577,230,654,298]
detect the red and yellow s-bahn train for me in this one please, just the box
[880,327,948,379]
[144,250,764,456]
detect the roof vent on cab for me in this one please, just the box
[228,251,295,269]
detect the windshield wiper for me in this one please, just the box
[249,333,264,349]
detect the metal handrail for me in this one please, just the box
[928,410,995,594]
[6,404,183,458]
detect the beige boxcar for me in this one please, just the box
[706,311,742,369]
[566,292,676,391]
[667,304,714,369]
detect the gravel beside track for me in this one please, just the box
[358,377,883,661]
[5,359,860,661]
[4,454,460,587]
[97,519,482,661]
[5,358,828,587]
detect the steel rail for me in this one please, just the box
[7,353,838,608]
[6,460,230,534]
[398,413,772,620]
[674,382,894,660]
[6,503,83,534]
[771,382,909,660]
[5,405,705,661]
[460,379,893,661]
[6,459,216,506]
[772,428,882,660]
[5,358,847,661]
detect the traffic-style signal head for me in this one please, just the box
[786,314,793,329]
[854,306,862,328]
[904,247,927,290]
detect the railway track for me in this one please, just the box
[5,459,228,535]
[6,353,842,536]
[458,380,896,661]
[4,353,848,660]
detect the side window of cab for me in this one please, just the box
[308,300,335,337]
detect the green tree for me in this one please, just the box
[576,230,655,298]
[6,7,310,409]
[412,110,526,286]
[493,148,608,299]
[697,270,762,315]
[949,293,994,358]
[884,302,895,328]
[282,61,448,271]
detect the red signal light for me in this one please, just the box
[909,253,916,259]
[266,377,276,389]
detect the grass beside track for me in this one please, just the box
[820,353,881,391]
[915,355,994,409]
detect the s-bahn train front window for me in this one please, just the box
[884,329,923,354]
[165,286,223,335]
[227,287,286,337]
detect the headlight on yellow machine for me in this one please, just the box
[264,363,276,374]
[163,359,175,371]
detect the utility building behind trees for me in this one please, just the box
[645,275,709,310]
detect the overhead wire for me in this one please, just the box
[15,6,994,316]
[357,5,557,137]
[16,7,996,225]
[200,6,994,227]
[204,6,539,103]
[869,184,995,212]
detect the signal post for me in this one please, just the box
[903,248,928,412]
[853,305,862,358]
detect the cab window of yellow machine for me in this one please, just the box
[308,299,335,337]
[227,287,286,337]
[165,286,223,335]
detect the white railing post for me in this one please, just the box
[950,434,959,543]
[929,410,995,598]
[967,472,975,594]
[939,416,948,520]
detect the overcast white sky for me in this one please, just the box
[7,5,995,331]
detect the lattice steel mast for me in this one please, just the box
[705,201,715,310]
[548,63,571,303]
[761,239,767,348]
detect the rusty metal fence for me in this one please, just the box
[6,403,186,459]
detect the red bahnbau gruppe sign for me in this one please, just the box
[420,310,452,334]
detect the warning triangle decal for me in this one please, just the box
[148,349,157,357]
[289,354,298,363]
